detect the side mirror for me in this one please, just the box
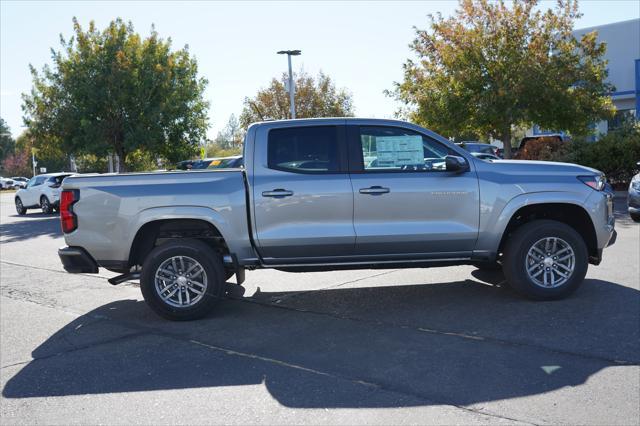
[445,155,469,173]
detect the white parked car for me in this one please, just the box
[15,173,74,215]
[11,176,29,189]
[1,177,15,189]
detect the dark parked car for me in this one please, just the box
[207,156,243,169]
[456,142,499,156]
[471,152,501,161]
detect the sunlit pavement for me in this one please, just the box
[1,191,638,425]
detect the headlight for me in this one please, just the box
[578,175,606,191]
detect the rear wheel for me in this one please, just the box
[40,196,53,214]
[503,220,588,300]
[140,239,226,321]
[15,197,26,215]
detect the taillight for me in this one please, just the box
[60,189,79,233]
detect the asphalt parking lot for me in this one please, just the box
[0,191,638,425]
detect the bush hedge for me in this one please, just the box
[515,121,640,186]
[571,123,640,185]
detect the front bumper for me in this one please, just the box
[58,246,99,273]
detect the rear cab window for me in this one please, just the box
[267,126,344,173]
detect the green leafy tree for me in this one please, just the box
[23,18,209,171]
[0,118,15,163]
[240,70,354,129]
[392,0,614,158]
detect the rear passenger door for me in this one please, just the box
[252,124,355,263]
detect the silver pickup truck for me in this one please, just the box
[56,118,616,320]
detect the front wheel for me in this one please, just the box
[502,220,588,300]
[15,197,26,215]
[140,239,225,320]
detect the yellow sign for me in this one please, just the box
[200,147,206,160]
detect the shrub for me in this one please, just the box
[515,137,571,161]
[572,121,640,185]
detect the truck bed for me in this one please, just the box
[62,169,253,270]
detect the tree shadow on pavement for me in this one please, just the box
[3,276,638,409]
[0,214,61,243]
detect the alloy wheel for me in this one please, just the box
[154,256,208,308]
[525,237,575,288]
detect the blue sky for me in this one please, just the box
[1,0,639,139]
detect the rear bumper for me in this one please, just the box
[58,246,99,273]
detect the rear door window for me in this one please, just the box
[268,126,342,173]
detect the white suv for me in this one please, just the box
[15,173,74,215]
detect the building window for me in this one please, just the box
[608,109,636,131]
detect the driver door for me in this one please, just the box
[23,176,45,206]
[349,125,480,257]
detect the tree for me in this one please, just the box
[213,114,243,150]
[1,150,31,177]
[240,70,354,129]
[391,0,614,158]
[0,118,15,163]
[22,18,210,171]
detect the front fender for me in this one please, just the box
[474,191,590,258]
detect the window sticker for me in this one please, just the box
[374,135,423,167]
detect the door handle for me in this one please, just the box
[359,186,390,195]
[262,189,294,197]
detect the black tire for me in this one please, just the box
[40,196,53,214]
[502,220,588,300]
[631,212,640,223]
[472,261,502,271]
[15,197,26,215]
[140,239,225,321]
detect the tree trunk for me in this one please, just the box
[116,147,127,173]
[502,126,513,159]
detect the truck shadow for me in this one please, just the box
[3,276,638,408]
[0,214,61,243]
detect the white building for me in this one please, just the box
[528,18,639,140]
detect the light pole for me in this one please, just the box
[277,50,301,119]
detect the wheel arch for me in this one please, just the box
[496,201,598,262]
[126,206,236,269]
[128,218,230,268]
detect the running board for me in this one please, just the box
[264,257,472,269]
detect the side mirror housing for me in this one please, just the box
[445,155,469,173]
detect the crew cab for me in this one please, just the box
[58,119,616,320]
